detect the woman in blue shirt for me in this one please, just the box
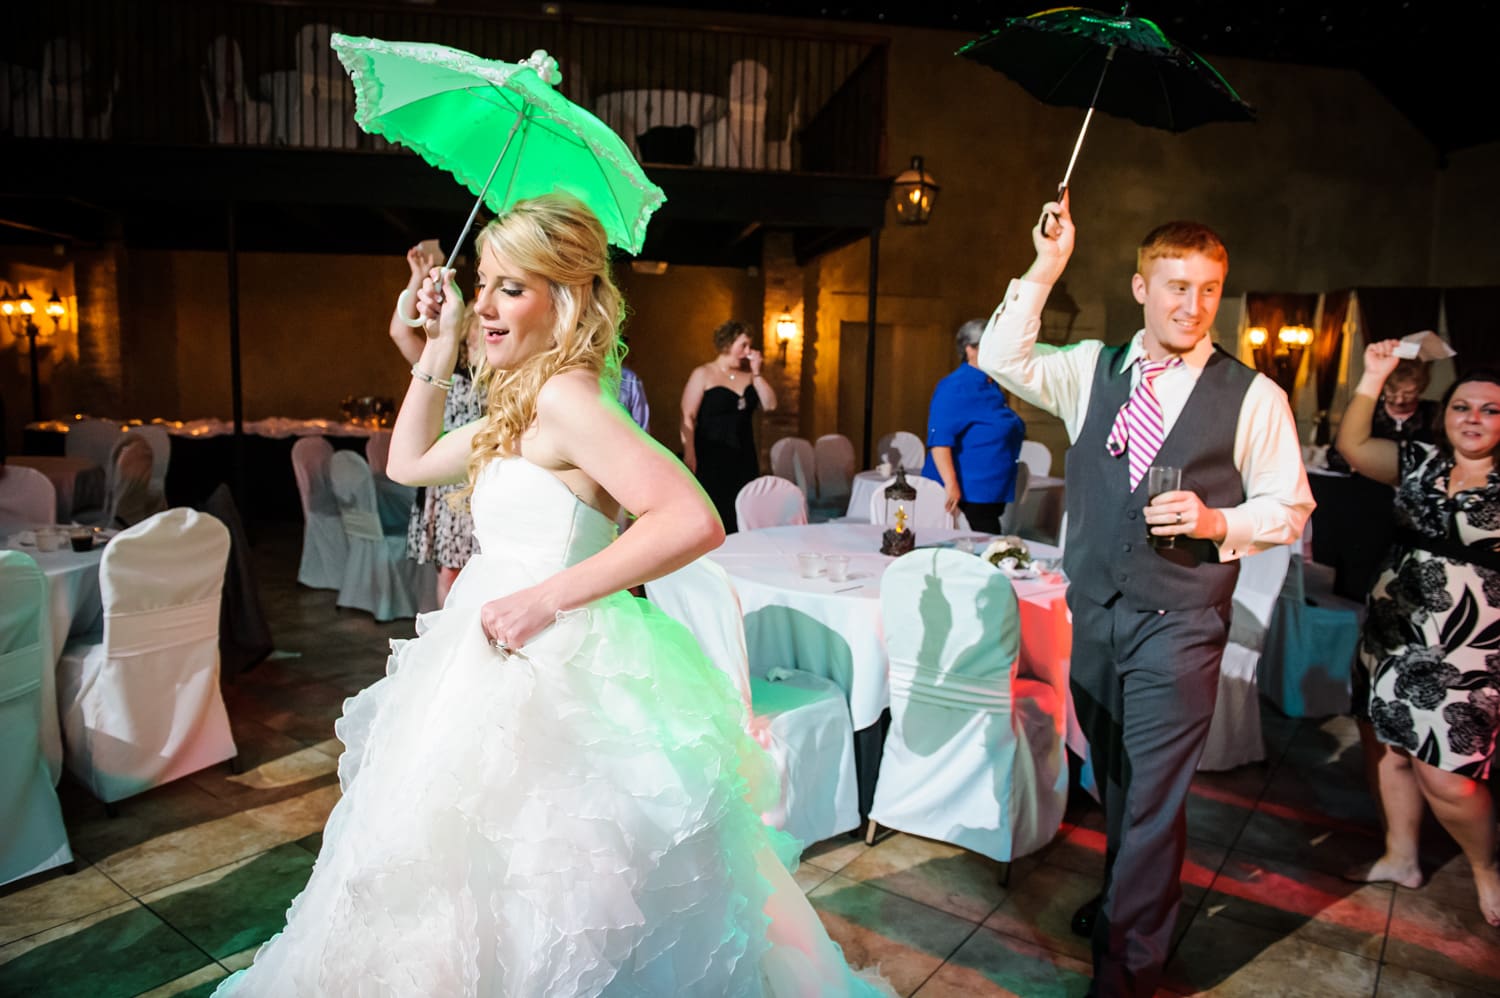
[921,319,1026,533]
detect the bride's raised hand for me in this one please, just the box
[415,267,465,345]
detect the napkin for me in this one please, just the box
[1392,330,1456,361]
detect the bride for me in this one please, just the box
[214,195,890,996]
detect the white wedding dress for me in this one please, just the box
[215,457,890,996]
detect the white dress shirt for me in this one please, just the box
[979,278,1314,561]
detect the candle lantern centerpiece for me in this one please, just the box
[880,467,917,556]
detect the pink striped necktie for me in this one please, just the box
[1106,356,1182,492]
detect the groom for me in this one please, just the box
[978,194,1313,995]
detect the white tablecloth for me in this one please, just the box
[2,541,104,783]
[710,523,1071,731]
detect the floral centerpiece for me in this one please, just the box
[982,534,1032,573]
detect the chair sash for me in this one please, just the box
[0,645,44,702]
[888,657,1017,713]
[341,509,385,541]
[105,598,220,658]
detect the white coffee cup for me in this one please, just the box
[797,552,824,578]
[825,554,850,583]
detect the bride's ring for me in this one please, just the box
[1176,513,1183,524]
[489,637,510,654]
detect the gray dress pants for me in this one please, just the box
[1067,593,1229,998]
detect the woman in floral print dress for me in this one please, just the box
[1336,339,1500,927]
[389,242,484,604]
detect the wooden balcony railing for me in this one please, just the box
[0,0,887,176]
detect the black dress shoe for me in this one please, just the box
[1071,894,1102,938]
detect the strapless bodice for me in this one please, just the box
[467,457,617,576]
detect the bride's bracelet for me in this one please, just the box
[410,364,454,390]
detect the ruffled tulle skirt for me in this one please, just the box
[212,589,891,997]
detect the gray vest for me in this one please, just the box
[1063,344,1255,610]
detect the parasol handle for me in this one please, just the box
[395,289,425,328]
[395,110,528,328]
[1043,45,1116,239]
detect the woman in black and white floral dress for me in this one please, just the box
[389,243,484,604]
[1337,339,1500,928]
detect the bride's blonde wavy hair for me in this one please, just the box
[452,194,624,507]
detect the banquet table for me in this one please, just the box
[710,523,1073,733]
[8,455,106,521]
[1,538,105,784]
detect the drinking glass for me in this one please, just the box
[797,552,824,578]
[825,554,850,582]
[1147,465,1182,549]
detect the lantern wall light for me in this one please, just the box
[775,310,798,357]
[891,155,940,225]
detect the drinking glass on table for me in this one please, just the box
[797,552,824,578]
[1147,465,1182,549]
[824,554,850,583]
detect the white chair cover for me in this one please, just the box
[126,425,171,501]
[735,476,809,530]
[695,58,768,167]
[201,35,272,144]
[875,430,924,472]
[997,462,1033,536]
[365,430,392,476]
[56,509,238,804]
[867,474,955,529]
[1199,545,1292,771]
[290,23,359,148]
[291,436,348,590]
[769,436,816,498]
[65,418,122,471]
[872,549,1068,863]
[40,36,114,139]
[95,433,166,528]
[328,451,436,621]
[813,434,856,504]
[647,558,859,846]
[0,465,57,530]
[1259,553,1361,717]
[0,551,73,885]
[1019,440,1053,478]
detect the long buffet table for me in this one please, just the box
[24,419,385,523]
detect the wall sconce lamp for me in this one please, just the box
[775,310,798,359]
[891,155,940,225]
[1247,322,1314,397]
[3,284,65,421]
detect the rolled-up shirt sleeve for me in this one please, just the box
[1218,375,1316,560]
[977,278,1102,441]
[925,381,962,448]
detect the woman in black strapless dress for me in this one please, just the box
[679,320,778,532]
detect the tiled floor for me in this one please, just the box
[3,524,1498,996]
